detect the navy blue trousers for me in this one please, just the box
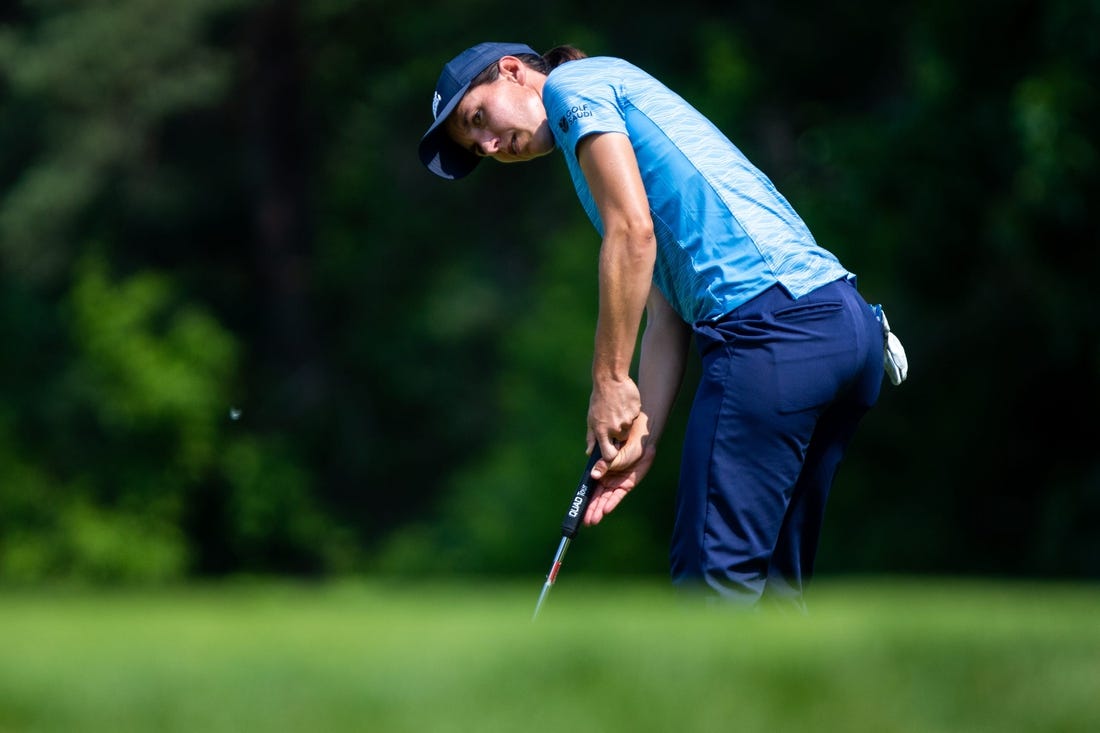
[669,278,884,607]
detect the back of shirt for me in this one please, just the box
[543,56,851,324]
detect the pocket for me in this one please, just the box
[770,299,853,413]
[772,300,843,323]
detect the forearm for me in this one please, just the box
[577,130,656,457]
[593,224,655,385]
[637,290,690,448]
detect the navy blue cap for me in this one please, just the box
[418,42,540,180]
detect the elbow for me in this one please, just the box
[605,214,656,263]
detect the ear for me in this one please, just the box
[497,56,526,84]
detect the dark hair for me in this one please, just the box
[468,45,586,88]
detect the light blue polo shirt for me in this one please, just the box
[543,57,852,324]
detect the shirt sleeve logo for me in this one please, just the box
[557,104,593,133]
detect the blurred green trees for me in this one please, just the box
[0,0,1096,582]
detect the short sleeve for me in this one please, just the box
[544,64,627,159]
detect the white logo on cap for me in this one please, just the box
[432,91,442,119]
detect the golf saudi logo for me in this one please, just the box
[432,91,442,119]
[558,103,593,133]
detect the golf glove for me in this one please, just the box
[873,305,908,386]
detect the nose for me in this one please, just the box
[473,130,500,157]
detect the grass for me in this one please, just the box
[0,577,1097,732]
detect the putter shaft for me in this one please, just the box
[532,536,571,620]
[532,448,601,621]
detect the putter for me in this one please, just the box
[532,446,603,620]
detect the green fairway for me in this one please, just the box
[0,578,1097,732]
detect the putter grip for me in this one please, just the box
[560,447,602,539]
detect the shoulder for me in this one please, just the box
[548,57,654,94]
[544,57,653,112]
[546,56,645,87]
[545,58,639,154]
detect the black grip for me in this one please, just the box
[559,447,603,539]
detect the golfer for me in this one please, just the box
[419,42,905,608]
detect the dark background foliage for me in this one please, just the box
[0,0,1096,582]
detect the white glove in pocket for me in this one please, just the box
[874,306,908,386]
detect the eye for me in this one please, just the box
[472,110,483,127]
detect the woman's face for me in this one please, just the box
[445,59,555,165]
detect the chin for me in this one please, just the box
[526,142,554,160]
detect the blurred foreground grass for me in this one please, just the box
[0,577,1097,732]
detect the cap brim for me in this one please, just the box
[418,81,480,180]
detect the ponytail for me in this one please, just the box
[542,45,587,70]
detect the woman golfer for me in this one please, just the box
[418,42,904,608]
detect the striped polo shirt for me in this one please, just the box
[543,56,852,324]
